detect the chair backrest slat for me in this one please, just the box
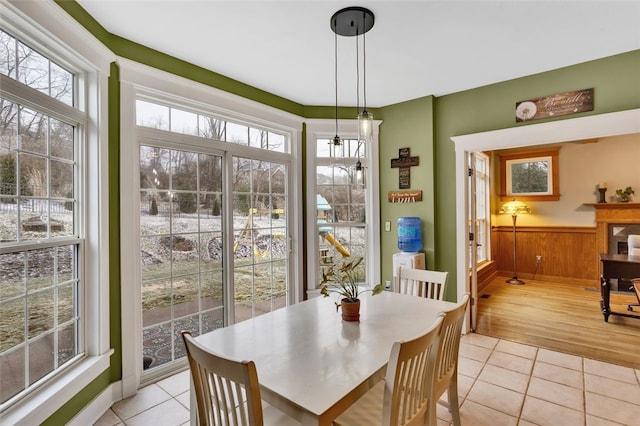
[396,267,449,301]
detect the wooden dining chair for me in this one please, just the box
[182,330,264,426]
[396,267,449,301]
[426,293,470,426]
[333,314,445,426]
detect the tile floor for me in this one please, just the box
[94,333,640,426]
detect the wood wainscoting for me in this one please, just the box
[491,226,598,286]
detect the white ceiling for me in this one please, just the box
[76,0,640,108]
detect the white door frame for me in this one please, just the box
[452,108,640,333]
[468,152,478,331]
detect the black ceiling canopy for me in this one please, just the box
[330,7,375,37]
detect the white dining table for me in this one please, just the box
[192,290,456,425]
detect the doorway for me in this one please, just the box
[452,108,640,332]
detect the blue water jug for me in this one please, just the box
[397,217,422,253]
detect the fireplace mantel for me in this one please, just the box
[584,202,640,257]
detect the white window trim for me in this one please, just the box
[305,119,381,296]
[118,59,305,395]
[0,1,113,424]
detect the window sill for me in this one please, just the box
[0,350,113,426]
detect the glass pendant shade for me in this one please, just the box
[355,160,365,186]
[358,110,373,142]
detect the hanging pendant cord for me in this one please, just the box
[334,24,339,143]
[356,28,360,118]
[362,12,367,113]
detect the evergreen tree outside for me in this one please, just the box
[150,197,158,215]
[0,153,33,201]
[212,195,221,216]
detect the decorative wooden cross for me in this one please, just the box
[390,148,419,189]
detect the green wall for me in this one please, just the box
[48,1,640,422]
[377,97,436,286]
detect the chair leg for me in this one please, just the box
[425,404,437,426]
[448,380,461,426]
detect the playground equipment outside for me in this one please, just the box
[316,194,350,258]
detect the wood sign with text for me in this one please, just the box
[515,88,593,122]
[388,190,423,203]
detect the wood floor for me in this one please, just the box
[475,276,640,370]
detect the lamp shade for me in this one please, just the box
[499,199,531,215]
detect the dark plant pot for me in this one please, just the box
[341,299,360,322]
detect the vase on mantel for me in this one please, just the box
[340,299,360,322]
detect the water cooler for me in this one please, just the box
[392,217,425,291]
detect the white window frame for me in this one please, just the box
[0,1,112,424]
[305,119,381,296]
[118,59,305,393]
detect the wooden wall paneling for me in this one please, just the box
[491,226,597,284]
[477,260,497,292]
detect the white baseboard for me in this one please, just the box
[68,381,122,426]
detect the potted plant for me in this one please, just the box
[320,256,384,321]
[615,186,635,202]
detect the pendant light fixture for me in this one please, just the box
[331,6,374,187]
[332,17,341,152]
[330,6,375,144]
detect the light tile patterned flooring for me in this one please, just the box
[95,333,640,426]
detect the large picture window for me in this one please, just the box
[135,98,292,375]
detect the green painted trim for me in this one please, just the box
[110,34,304,115]
[41,370,112,425]
[108,62,123,382]
[302,106,381,120]
[54,0,111,44]
[55,1,305,117]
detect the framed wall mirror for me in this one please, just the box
[500,147,560,201]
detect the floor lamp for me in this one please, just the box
[499,199,531,285]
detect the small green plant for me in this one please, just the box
[320,256,383,303]
[615,186,635,202]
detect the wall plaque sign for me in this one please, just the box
[515,88,594,122]
[388,190,423,203]
[390,148,419,189]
